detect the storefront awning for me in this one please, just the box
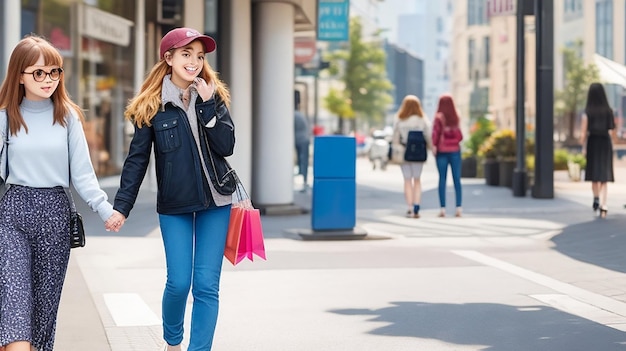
[593,53,626,88]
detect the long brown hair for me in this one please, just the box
[126,41,231,128]
[436,94,460,127]
[0,34,83,135]
[397,95,425,120]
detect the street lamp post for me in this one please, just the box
[512,0,527,197]
[532,0,554,199]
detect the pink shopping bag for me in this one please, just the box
[236,208,266,263]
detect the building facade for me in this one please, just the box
[452,0,626,141]
[0,0,318,210]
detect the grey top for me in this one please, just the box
[294,110,310,145]
[0,98,113,221]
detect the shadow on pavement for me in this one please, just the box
[551,214,626,274]
[330,301,626,350]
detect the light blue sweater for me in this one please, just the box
[0,98,113,221]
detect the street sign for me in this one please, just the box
[317,0,350,42]
[295,37,317,64]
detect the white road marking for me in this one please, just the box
[103,293,161,327]
[531,294,626,332]
[453,250,626,324]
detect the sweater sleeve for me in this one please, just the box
[67,111,114,222]
[431,116,442,148]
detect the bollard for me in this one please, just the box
[298,135,367,240]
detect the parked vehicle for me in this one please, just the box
[368,129,391,170]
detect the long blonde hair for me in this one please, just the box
[126,52,231,128]
[0,35,84,135]
[397,95,425,120]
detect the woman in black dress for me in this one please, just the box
[579,82,615,218]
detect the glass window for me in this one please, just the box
[564,0,584,20]
[596,0,613,59]
[468,38,475,80]
[25,0,137,176]
[483,36,490,78]
[467,0,486,26]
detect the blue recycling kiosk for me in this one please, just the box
[299,135,366,240]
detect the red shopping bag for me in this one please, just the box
[224,205,246,265]
[239,208,266,262]
[224,179,266,265]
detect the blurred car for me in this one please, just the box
[368,129,392,170]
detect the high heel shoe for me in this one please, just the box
[593,200,599,211]
[599,207,608,219]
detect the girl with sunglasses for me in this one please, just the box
[0,35,123,351]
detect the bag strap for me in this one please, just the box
[65,117,78,213]
[3,116,8,180]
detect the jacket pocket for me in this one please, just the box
[154,118,181,153]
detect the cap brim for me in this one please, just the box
[175,35,216,54]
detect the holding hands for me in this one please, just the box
[105,210,126,232]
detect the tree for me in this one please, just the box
[554,40,600,144]
[323,16,393,133]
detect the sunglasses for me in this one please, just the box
[21,68,63,82]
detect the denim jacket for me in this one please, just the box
[114,97,235,217]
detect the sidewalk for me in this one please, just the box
[54,157,626,350]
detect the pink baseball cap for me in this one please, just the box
[159,27,216,59]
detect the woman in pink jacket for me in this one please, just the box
[432,94,464,217]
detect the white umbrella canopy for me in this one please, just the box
[593,53,626,88]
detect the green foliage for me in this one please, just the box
[465,116,495,156]
[554,39,601,141]
[526,154,535,171]
[323,17,393,127]
[568,153,586,169]
[553,148,570,170]
[479,129,516,160]
[323,88,354,118]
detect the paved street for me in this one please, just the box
[55,157,626,350]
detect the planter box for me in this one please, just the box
[461,156,478,178]
[499,159,516,188]
[483,159,500,186]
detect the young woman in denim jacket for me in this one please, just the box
[432,94,464,218]
[109,28,234,351]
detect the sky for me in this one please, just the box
[375,0,423,43]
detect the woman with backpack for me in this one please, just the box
[391,95,432,218]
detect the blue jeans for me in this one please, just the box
[159,205,231,350]
[296,142,310,185]
[435,151,462,208]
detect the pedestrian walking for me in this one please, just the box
[391,95,432,218]
[111,27,235,351]
[0,34,121,351]
[294,92,311,191]
[432,94,464,217]
[579,82,615,219]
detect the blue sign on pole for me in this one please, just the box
[317,0,350,42]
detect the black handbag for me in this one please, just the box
[69,210,86,248]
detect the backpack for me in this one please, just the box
[404,130,427,162]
